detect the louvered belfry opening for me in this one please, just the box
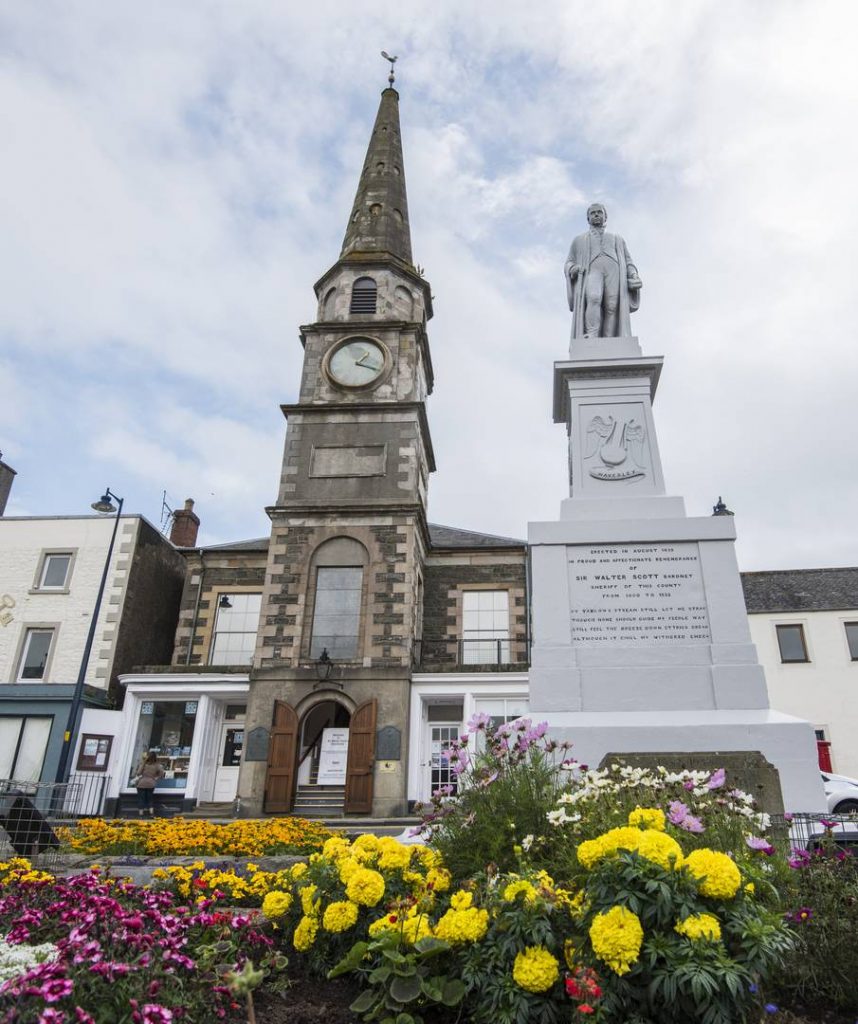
[349,277,377,314]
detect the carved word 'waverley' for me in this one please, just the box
[584,415,647,481]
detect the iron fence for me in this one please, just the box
[0,774,111,868]
[771,811,858,853]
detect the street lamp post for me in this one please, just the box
[54,487,124,786]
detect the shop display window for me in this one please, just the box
[128,700,198,789]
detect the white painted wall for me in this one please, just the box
[750,609,858,778]
[0,516,140,688]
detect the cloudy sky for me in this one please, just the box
[2,0,856,570]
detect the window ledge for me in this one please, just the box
[28,588,71,596]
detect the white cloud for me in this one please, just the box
[1,0,857,570]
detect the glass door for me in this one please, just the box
[428,724,460,797]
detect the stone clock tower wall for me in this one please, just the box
[237,86,433,818]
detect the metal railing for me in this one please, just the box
[413,635,530,670]
[772,811,858,852]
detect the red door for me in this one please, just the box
[264,701,299,813]
[344,700,377,814]
[817,739,833,772]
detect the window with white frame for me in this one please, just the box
[17,628,54,681]
[210,593,262,665]
[473,697,528,732]
[462,590,510,664]
[0,717,52,781]
[36,553,72,591]
[844,622,858,661]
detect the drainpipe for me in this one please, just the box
[185,550,205,665]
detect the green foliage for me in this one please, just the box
[574,849,793,1024]
[329,933,464,1024]
[415,717,573,879]
[772,841,858,1011]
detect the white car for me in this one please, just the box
[822,771,858,814]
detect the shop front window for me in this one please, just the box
[128,700,198,789]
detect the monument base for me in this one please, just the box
[539,708,825,813]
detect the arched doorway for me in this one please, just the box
[264,696,377,815]
[297,699,351,787]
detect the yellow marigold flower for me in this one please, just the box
[262,890,293,919]
[346,868,385,907]
[589,905,644,976]
[323,900,360,933]
[450,890,473,911]
[744,882,755,895]
[433,906,489,945]
[352,833,380,856]
[684,849,741,900]
[377,838,413,871]
[675,913,722,942]
[535,869,554,889]
[512,946,559,993]
[293,915,318,952]
[290,862,309,880]
[368,913,399,938]
[401,908,432,944]
[417,847,443,870]
[556,887,586,918]
[322,836,351,860]
[299,883,320,917]
[635,831,684,870]
[628,806,666,832]
[426,867,451,892]
[503,879,538,904]
[337,857,361,884]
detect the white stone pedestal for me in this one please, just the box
[529,340,825,812]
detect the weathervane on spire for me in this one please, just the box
[381,51,397,87]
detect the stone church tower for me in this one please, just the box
[238,85,434,818]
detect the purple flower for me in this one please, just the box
[746,835,775,856]
[783,812,794,822]
[41,978,74,1004]
[820,819,839,829]
[38,1010,66,1023]
[467,711,492,732]
[764,1004,778,1013]
[789,906,814,924]
[668,800,689,825]
[679,814,705,834]
[141,1007,174,1024]
[683,780,695,791]
[789,850,811,869]
[708,768,726,790]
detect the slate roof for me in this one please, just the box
[190,523,525,555]
[428,523,525,550]
[741,568,858,613]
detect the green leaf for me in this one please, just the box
[389,975,422,1003]
[369,966,392,984]
[395,1015,416,1024]
[414,936,449,957]
[329,941,369,978]
[441,979,466,1006]
[349,989,377,1014]
[382,948,408,964]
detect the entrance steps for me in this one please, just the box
[183,801,236,819]
[293,784,346,818]
[319,817,420,838]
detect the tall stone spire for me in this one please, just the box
[340,88,413,268]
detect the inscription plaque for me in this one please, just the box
[568,542,711,645]
[376,725,401,761]
[244,726,270,762]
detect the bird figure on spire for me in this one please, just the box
[381,51,397,87]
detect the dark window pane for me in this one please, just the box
[845,623,858,660]
[42,554,71,588]
[311,567,362,659]
[776,624,808,663]
[21,630,52,679]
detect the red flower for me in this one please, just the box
[578,1006,595,1015]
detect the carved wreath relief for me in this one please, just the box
[584,414,647,481]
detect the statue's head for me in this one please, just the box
[587,203,607,227]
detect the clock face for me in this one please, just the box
[326,338,388,388]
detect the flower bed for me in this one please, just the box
[56,817,336,858]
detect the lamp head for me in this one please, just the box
[91,493,116,514]
[315,648,333,681]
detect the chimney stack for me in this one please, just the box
[169,498,200,547]
[0,455,17,516]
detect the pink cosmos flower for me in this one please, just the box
[708,768,726,790]
[746,835,775,856]
[668,800,690,825]
[679,814,705,833]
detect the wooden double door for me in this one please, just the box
[264,698,377,815]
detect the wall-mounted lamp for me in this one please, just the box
[315,648,333,682]
[218,594,233,610]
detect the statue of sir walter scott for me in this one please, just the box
[565,203,642,338]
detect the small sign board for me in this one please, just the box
[376,725,401,761]
[318,728,350,784]
[244,726,270,762]
[75,734,113,773]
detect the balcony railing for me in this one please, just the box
[413,635,530,671]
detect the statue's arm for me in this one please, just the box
[564,242,581,311]
[622,238,642,289]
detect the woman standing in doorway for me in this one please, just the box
[134,751,165,816]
